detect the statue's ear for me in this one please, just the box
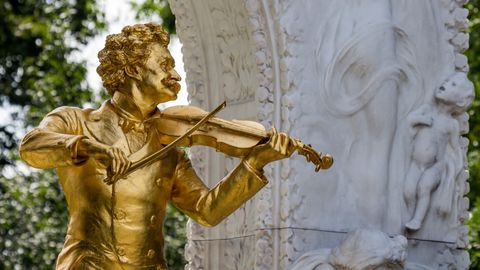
[125,65,143,81]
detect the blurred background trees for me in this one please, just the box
[0,0,105,268]
[466,1,480,268]
[1,0,480,269]
[0,0,186,269]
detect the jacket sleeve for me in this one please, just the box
[19,107,88,169]
[170,149,268,227]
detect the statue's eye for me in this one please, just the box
[439,86,445,91]
[149,68,158,75]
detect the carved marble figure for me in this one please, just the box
[290,229,408,270]
[404,72,474,231]
[19,23,331,269]
[306,0,422,229]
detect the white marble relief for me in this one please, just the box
[404,72,474,231]
[171,0,474,269]
[290,229,407,270]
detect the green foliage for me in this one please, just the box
[0,1,187,269]
[164,204,187,269]
[131,0,176,34]
[466,1,480,269]
[0,0,106,167]
[0,170,68,269]
[0,0,106,268]
[466,0,480,200]
[470,199,480,267]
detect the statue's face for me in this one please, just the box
[435,75,460,102]
[137,44,181,104]
[435,73,474,112]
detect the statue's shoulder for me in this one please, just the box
[47,105,82,114]
[46,101,113,121]
[45,105,84,118]
[44,105,98,124]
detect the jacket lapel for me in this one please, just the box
[84,101,131,154]
[127,114,165,163]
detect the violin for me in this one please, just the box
[105,101,332,184]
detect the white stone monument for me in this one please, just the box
[169,0,474,269]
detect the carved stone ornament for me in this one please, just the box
[290,229,408,270]
[171,0,474,269]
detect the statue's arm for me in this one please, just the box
[447,118,461,152]
[19,107,88,169]
[407,104,433,128]
[170,149,267,227]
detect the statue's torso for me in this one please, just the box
[56,102,178,269]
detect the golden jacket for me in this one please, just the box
[20,101,267,270]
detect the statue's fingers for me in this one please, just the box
[286,137,297,157]
[278,133,295,157]
[269,127,278,144]
[104,177,114,185]
[119,153,131,175]
[274,133,284,154]
[271,126,277,135]
[105,148,116,174]
[269,129,279,148]
[274,134,286,156]
[279,133,290,156]
[109,159,117,176]
[113,149,123,174]
[116,149,128,175]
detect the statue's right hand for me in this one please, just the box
[77,138,131,176]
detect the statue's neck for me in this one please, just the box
[111,91,156,121]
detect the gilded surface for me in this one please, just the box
[19,23,327,269]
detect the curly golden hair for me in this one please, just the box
[96,23,170,96]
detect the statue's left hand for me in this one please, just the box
[244,127,295,170]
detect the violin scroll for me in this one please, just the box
[292,139,333,172]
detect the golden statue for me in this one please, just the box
[19,23,331,270]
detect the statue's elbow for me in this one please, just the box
[19,141,54,169]
[19,143,35,167]
[19,149,43,169]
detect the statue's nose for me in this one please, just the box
[171,69,181,81]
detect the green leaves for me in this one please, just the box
[0,0,106,161]
[466,1,480,269]
[164,204,187,268]
[0,2,186,269]
[131,0,176,34]
[0,170,68,269]
[0,1,106,269]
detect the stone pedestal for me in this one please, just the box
[169,0,473,269]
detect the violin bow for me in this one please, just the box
[104,101,227,184]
